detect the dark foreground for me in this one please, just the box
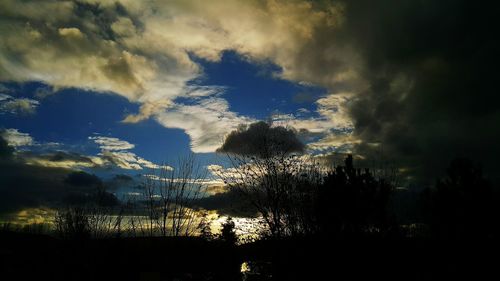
[1,231,499,281]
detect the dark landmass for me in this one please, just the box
[1,230,499,281]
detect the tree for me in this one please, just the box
[54,207,91,240]
[216,122,320,237]
[55,175,123,239]
[316,155,394,237]
[422,158,498,240]
[198,211,216,240]
[219,217,237,245]
[141,154,207,237]
[54,202,123,239]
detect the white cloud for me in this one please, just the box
[100,150,169,170]
[1,128,34,147]
[155,97,254,153]
[307,133,360,152]
[271,92,354,133]
[315,93,354,130]
[267,92,355,154]
[0,94,39,114]
[89,136,135,151]
[89,135,170,170]
[100,151,143,170]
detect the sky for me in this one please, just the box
[1,0,500,218]
[0,0,351,177]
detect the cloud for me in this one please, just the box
[100,151,145,170]
[2,0,498,183]
[0,129,107,169]
[217,121,305,158]
[268,97,355,154]
[326,0,500,181]
[194,188,258,217]
[104,174,135,190]
[315,93,354,130]
[155,97,254,153]
[121,100,172,123]
[0,158,118,214]
[0,94,40,115]
[0,132,164,171]
[7,207,56,225]
[0,128,34,147]
[0,136,101,214]
[89,136,135,151]
[0,0,195,113]
[0,135,121,215]
[0,0,346,153]
[307,132,360,153]
[64,171,102,187]
[190,0,500,182]
[89,135,169,170]
[22,151,105,169]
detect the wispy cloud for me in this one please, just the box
[0,94,39,115]
[23,151,105,170]
[88,136,135,151]
[0,130,167,171]
[155,97,254,153]
[90,135,169,170]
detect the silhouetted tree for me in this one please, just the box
[54,207,91,240]
[198,211,216,240]
[217,122,399,239]
[216,122,323,237]
[141,154,207,237]
[215,153,324,237]
[316,155,394,237]
[56,174,123,239]
[219,217,237,245]
[422,158,498,240]
[54,203,124,239]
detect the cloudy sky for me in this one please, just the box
[1,0,499,213]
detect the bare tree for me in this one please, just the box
[141,154,207,237]
[54,204,124,239]
[215,122,314,237]
[216,152,323,237]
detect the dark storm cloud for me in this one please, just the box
[64,171,102,187]
[104,174,138,191]
[43,151,95,164]
[194,189,258,218]
[331,0,500,182]
[217,121,305,158]
[0,136,115,213]
[111,174,134,182]
[0,160,68,213]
